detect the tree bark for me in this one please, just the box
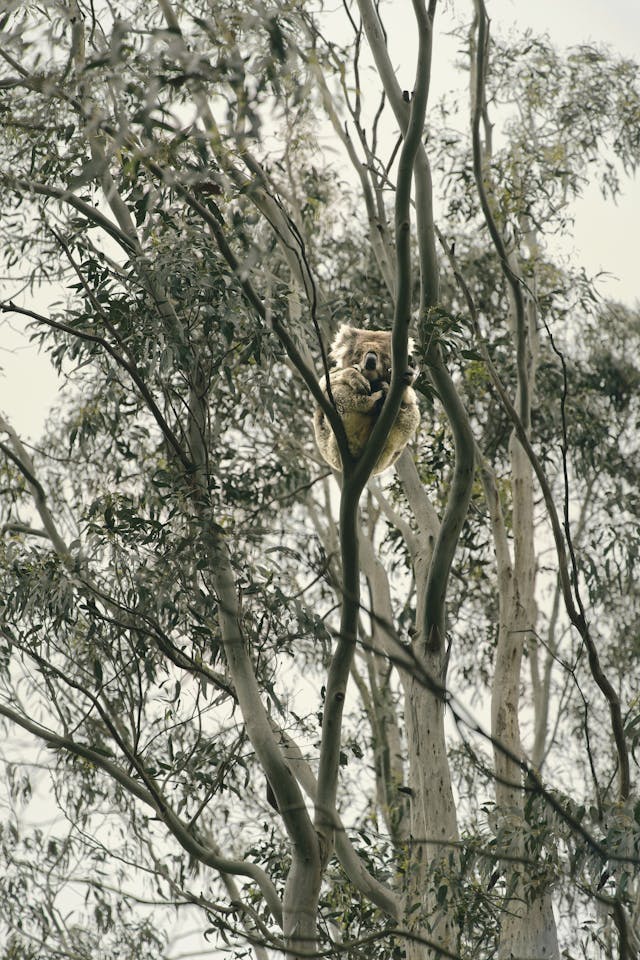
[470,4,560,953]
[492,441,560,960]
[404,656,459,958]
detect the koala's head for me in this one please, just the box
[330,324,417,388]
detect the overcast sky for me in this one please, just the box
[486,0,640,300]
[413,0,640,305]
[1,0,638,441]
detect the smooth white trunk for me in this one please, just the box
[498,890,560,960]
[404,657,459,958]
[491,435,560,960]
[283,851,322,960]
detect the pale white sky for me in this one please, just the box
[479,0,640,302]
[0,0,638,442]
[417,0,640,305]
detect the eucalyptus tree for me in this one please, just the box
[0,2,639,960]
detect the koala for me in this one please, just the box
[314,324,420,475]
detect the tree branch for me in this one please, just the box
[356,0,475,654]
[0,416,72,560]
[438,228,631,802]
[0,301,191,472]
[314,0,434,859]
[0,701,283,925]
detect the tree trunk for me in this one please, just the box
[404,652,459,958]
[283,849,322,960]
[498,890,560,960]
[491,436,560,960]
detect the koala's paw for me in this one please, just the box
[344,366,372,394]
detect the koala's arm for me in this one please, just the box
[314,367,387,469]
[326,367,385,416]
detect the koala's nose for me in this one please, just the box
[364,351,378,371]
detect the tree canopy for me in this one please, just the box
[1,2,640,959]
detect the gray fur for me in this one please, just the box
[314,325,420,474]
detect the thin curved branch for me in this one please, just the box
[419,353,475,650]
[471,0,529,426]
[356,0,475,653]
[1,522,48,539]
[274,725,401,922]
[7,177,137,255]
[437,229,631,802]
[0,701,284,925]
[314,0,434,855]
[77,586,235,700]
[0,416,71,559]
[0,302,191,471]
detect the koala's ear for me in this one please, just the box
[330,323,357,360]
